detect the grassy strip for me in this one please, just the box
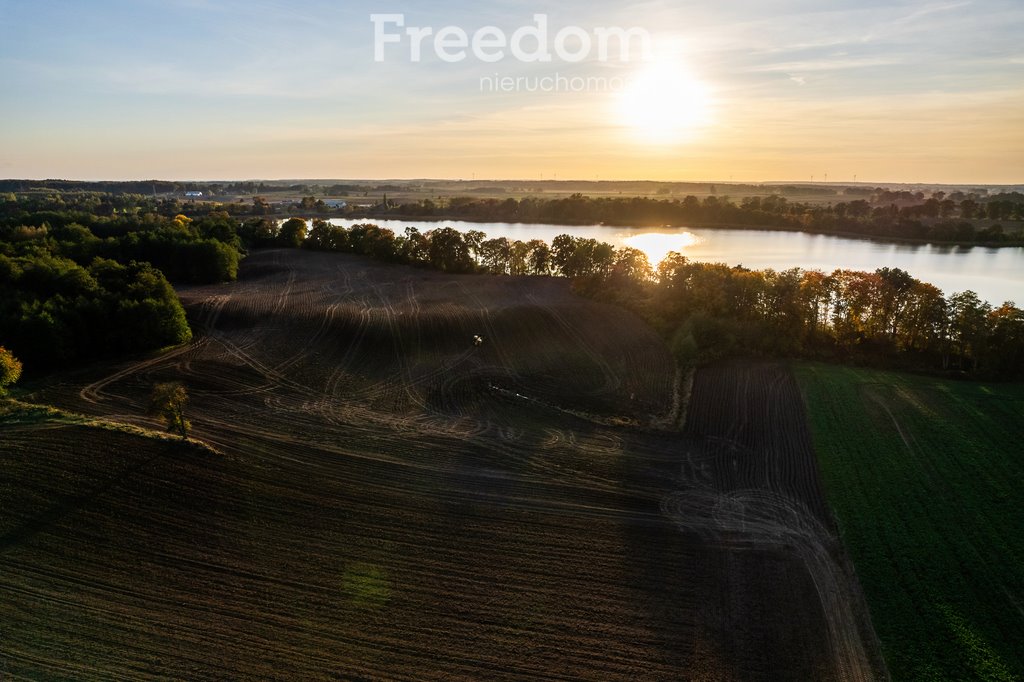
[0,399,219,456]
[794,363,1024,680]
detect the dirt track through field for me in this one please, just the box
[3,250,884,680]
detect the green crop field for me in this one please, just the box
[796,363,1024,681]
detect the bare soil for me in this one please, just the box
[2,250,885,680]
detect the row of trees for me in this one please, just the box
[7,188,1021,246]
[638,259,1023,378]
[0,190,261,221]
[278,218,634,278]
[1,210,242,284]
[362,193,1023,245]
[266,218,1022,378]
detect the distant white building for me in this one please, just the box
[323,199,347,209]
[184,191,203,198]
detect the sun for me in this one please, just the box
[616,60,713,146]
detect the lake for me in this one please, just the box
[324,218,1024,305]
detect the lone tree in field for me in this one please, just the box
[149,382,190,439]
[0,346,22,396]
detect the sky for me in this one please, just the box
[0,0,1022,184]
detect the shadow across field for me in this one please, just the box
[0,446,163,554]
[616,363,885,680]
[5,250,883,680]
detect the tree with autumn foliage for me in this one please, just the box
[0,346,22,395]
[149,382,190,439]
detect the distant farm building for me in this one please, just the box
[184,191,203,198]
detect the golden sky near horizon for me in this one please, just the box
[1,1,1022,184]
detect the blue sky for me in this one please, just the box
[1,0,1022,182]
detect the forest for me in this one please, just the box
[0,209,241,372]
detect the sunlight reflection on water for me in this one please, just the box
[321,218,1024,303]
[621,232,701,267]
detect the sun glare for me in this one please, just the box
[616,60,713,146]
[622,232,701,267]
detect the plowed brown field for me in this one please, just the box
[2,250,885,680]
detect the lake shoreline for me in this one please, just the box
[273,212,1024,250]
[294,216,1023,303]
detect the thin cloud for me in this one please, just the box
[747,56,904,73]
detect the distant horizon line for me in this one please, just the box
[4,177,1022,189]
